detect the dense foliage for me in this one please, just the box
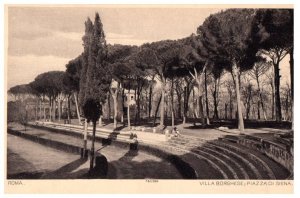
[10,9,293,132]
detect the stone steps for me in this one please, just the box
[197,145,249,179]
[179,152,225,179]
[216,139,290,179]
[191,147,238,179]
[146,142,227,179]
[218,135,240,143]
[207,141,265,179]
[167,141,257,179]
[224,133,293,173]
[167,136,288,179]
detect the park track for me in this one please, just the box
[8,122,291,179]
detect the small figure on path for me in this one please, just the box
[172,127,181,137]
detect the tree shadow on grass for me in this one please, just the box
[8,171,45,179]
[7,149,44,179]
[42,158,88,179]
[109,149,183,179]
[119,150,139,162]
[42,149,118,179]
[114,125,127,131]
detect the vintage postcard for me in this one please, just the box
[4,4,294,194]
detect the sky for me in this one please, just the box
[6,6,291,89]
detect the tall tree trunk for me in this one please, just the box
[245,101,249,120]
[183,86,192,125]
[148,85,153,119]
[245,88,252,120]
[183,86,187,125]
[192,88,196,125]
[160,76,166,127]
[213,93,219,120]
[52,98,56,121]
[289,47,293,129]
[134,88,137,125]
[99,115,102,127]
[197,83,205,126]
[83,119,88,156]
[67,95,71,123]
[99,103,103,127]
[257,102,261,120]
[121,88,125,124]
[134,88,137,126]
[153,94,162,126]
[43,97,46,121]
[189,66,207,125]
[205,69,209,120]
[127,88,131,129]
[251,105,255,119]
[35,98,38,121]
[177,94,182,119]
[228,91,233,119]
[111,89,118,129]
[256,78,267,120]
[58,97,61,122]
[232,64,244,132]
[89,121,96,170]
[136,85,141,125]
[39,98,42,120]
[74,92,81,125]
[225,103,228,120]
[270,79,275,120]
[274,62,282,121]
[107,92,111,120]
[213,78,219,120]
[285,91,289,121]
[171,78,175,128]
[165,94,168,121]
[49,97,52,121]
[290,47,294,102]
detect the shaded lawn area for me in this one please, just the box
[7,134,182,179]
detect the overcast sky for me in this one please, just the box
[7,6,290,89]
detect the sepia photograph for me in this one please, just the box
[3,3,294,194]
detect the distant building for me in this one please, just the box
[110,79,136,107]
[124,90,136,107]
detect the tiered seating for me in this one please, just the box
[17,122,292,179]
[32,121,135,145]
[166,134,291,179]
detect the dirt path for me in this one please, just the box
[7,134,182,179]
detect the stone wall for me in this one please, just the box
[238,137,293,173]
